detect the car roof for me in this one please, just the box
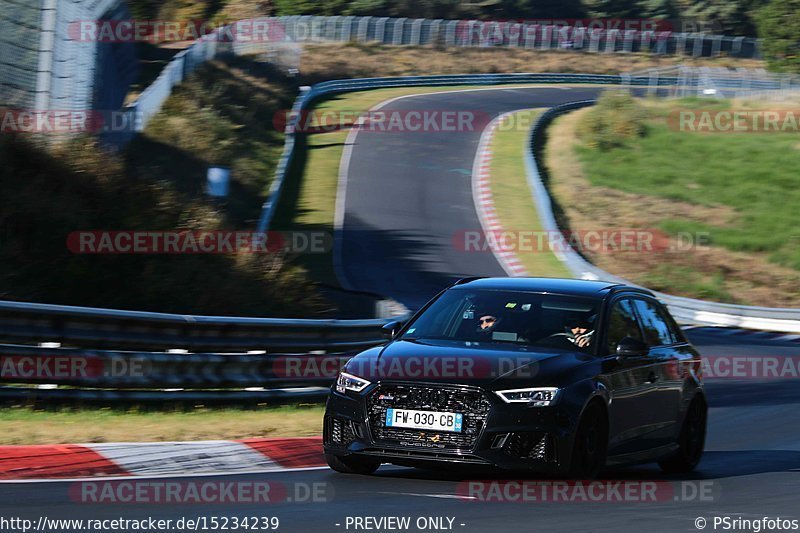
[451,277,652,299]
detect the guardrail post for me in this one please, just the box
[393,18,407,45]
[509,23,522,47]
[711,34,722,56]
[588,29,602,53]
[323,15,341,41]
[692,33,704,57]
[604,29,619,53]
[573,27,585,49]
[297,15,312,42]
[523,24,536,48]
[675,32,688,55]
[375,17,389,43]
[640,30,653,53]
[311,16,324,42]
[648,69,659,96]
[467,20,479,46]
[357,16,370,42]
[540,24,552,50]
[555,26,570,49]
[623,30,636,53]
[445,20,458,46]
[732,36,744,57]
[655,31,670,54]
[336,15,348,41]
[411,19,424,45]
[428,19,442,46]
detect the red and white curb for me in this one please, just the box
[472,110,529,277]
[0,437,324,480]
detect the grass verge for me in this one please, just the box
[0,405,324,445]
[485,109,571,278]
[543,96,800,306]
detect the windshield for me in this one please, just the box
[401,289,600,352]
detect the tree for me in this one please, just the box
[755,0,800,72]
[675,0,764,35]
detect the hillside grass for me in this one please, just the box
[544,94,800,306]
[0,55,325,317]
[485,109,571,278]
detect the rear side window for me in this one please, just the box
[606,299,643,354]
[633,299,678,346]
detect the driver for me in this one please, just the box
[477,313,498,332]
[566,317,594,348]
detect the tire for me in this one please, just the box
[659,396,707,474]
[325,452,381,475]
[567,402,608,480]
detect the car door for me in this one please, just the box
[631,298,684,447]
[603,297,663,456]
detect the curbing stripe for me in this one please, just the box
[471,111,535,277]
[0,438,325,480]
[0,444,128,480]
[241,437,325,469]
[87,441,279,476]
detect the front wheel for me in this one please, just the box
[325,452,381,475]
[567,402,608,480]
[659,396,707,473]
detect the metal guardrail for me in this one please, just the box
[525,101,800,333]
[0,299,390,352]
[0,299,393,403]
[0,342,347,392]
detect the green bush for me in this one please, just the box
[576,90,647,151]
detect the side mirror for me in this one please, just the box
[382,320,402,340]
[616,336,649,358]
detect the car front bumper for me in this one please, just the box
[323,381,580,473]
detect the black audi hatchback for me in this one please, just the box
[323,278,706,479]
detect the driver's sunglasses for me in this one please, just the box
[480,317,496,324]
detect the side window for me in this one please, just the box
[606,299,643,354]
[633,299,678,346]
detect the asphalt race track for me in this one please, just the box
[337,86,605,308]
[2,87,799,532]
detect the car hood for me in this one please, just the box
[342,338,595,390]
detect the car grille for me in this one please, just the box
[367,383,491,452]
[503,432,557,462]
[325,416,357,446]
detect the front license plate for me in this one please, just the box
[385,408,463,433]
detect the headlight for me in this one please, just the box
[336,371,371,394]
[496,387,560,406]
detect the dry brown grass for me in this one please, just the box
[0,405,324,445]
[299,42,764,82]
[544,108,800,307]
